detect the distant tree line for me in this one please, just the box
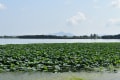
[101,34,120,39]
[16,34,99,39]
[1,34,120,39]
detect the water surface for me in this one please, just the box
[0,39,120,44]
[0,72,120,80]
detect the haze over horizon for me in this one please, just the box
[0,0,120,36]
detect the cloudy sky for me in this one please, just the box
[0,0,120,36]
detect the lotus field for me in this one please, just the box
[0,43,120,72]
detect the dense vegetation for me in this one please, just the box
[0,43,120,72]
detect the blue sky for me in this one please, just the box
[0,0,120,36]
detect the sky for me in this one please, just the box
[0,0,120,36]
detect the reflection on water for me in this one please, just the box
[0,72,120,80]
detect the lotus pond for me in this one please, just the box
[0,43,120,72]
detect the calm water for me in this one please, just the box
[0,39,120,44]
[0,72,120,80]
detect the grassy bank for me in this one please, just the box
[0,43,120,72]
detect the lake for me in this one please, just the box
[0,39,120,44]
[0,39,120,80]
[0,71,120,80]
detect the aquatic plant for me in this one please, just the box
[0,43,120,72]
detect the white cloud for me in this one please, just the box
[0,3,7,10]
[111,0,120,8]
[66,12,86,26]
[107,18,120,26]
